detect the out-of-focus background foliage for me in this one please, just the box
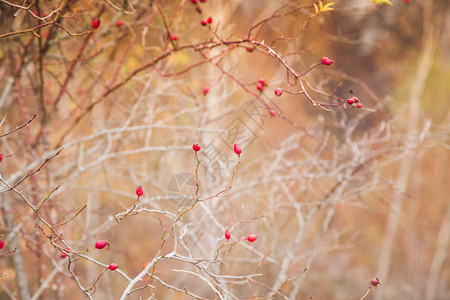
[0,0,449,299]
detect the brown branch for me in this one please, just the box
[0,114,36,138]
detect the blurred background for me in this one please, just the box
[0,0,449,299]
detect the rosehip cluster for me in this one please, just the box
[346,96,363,108]
[320,56,333,65]
[257,78,268,91]
[201,17,213,26]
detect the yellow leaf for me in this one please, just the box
[314,1,335,15]
[323,2,335,11]
[372,0,393,5]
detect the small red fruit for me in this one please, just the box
[92,19,100,29]
[0,153,3,162]
[274,88,283,97]
[203,86,210,94]
[352,96,360,103]
[256,83,264,91]
[370,278,381,287]
[246,47,254,52]
[225,229,231,240]
[201,19,207,26]
[192,143,201,152]
[136,185,143,197]
[116,20,123,27]
[356,103,363,109]
[247,234,257,242]
[258,78,266,85]
[0,240,4,250]
[200,0,207,2]
[109,263,118,271]
[95,240,108,249]
[60,253,67,258]
[404,0,409,3]
[207,17,213,24]
[33,11,38,16]
[269,109,276,117]
[347,99,354,105]
[321,57,333,65]
[233,143,241,155]
[191,0,197,3]
[171,34,178,41]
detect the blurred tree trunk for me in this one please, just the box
[3,197,31,300]
[375,1,444,299]
[425,200,450,300]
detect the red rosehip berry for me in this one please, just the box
[92,19,100,29]
[201,19,207,26]
[203,86,210,94]
[247,234,257,242]
[258,78,266,85]
[256,83,264,91]
[0,153,3,162]
[370,278,381,287]
[225,229,231,240]
[60,252,67,258]
[207,17,213,24]
[233,143,241,155]
[200,0,207,2]
[109,263,118,271]
[404,0,409,3]
[0,240,4,250]
[356,103,363,109]
[116,20,123,27]
[136,185,143,197]
[95,240,108,249]
[171,34,178,41]
[347,99,354,105]
[246,47,254,52]
[191,0,197,3]
[321,57,333,65]
[269,109,276,117]
[352,96,360,103]
[192,143,201,152]
[33,11,38,16]
[274,88,283,97]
